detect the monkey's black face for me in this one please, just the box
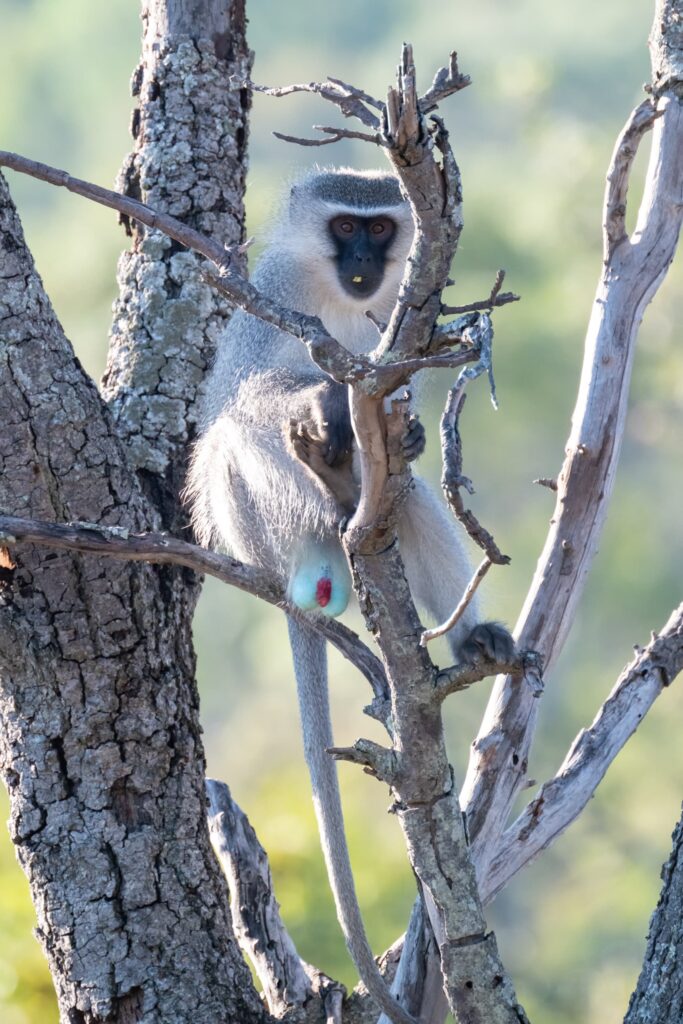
[328,214,397,299]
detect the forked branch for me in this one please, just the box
[460,0,683,887]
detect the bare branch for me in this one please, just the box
[382,346,475,375]
[460,18,683,876]
[442,270,520,315]
[420,557,492,646]
[481,603,683,904]
[328,739,397,783]
[249,78,381,128]
[206,779,315,1016]
[0,149,230,265]
[274,125,386,147]
[0,150,376,388]
[272,131,349,148]
[426,310,480,353]
[0,514,387,700]
[441,291,519,315]
[436,650,544,701]
[533,477,558,492]
[419,51,472,112]
[603,100,658,261]
[440,354,511,565]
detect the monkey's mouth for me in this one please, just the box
[339,270,383,298]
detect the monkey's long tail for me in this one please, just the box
[287,616,417,1024]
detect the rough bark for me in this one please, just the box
[0,1,265,1021]
[102,0,252,520]
[624,805,683,1024]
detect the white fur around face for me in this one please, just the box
[271,189,414,356]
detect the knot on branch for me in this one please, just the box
[328,739,397,783]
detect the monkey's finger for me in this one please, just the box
[402,419,426,462]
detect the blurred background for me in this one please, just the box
[0,1,681,1021]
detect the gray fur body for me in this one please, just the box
[187,169,480,1024]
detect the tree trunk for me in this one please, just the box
[624,804,683,1024]
[0,2,263,1022]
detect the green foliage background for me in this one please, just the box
[0,2,681,1022]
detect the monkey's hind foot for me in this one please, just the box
[458,621,516,665]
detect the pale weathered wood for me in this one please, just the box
[460,0,683,885]
[481,604,683,904]
[205,780,316,1020]
[334,46,529,1024]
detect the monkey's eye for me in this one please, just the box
[369,217,395,240]
[330,217,357,239]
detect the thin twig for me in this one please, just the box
[440,324,511,565]
[420,557,492,646]
[442,269,519,315]
[534,477,558,492]
[441,292,519,315]
[385,347,475,375]
[419,51,471,113]
[273,125,386,147]
[249,78,381,128]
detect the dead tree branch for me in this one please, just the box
[603,100,659,260]
[268,42,527,1024]
[460,0,683,887]
[441,268,520,315]
[206,779,315,1017]
[481,603,683,904]
[439,319,511,565]
[206,779,349,1023]
[0,515,387,702]
[420,557,492,646]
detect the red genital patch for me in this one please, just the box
[315,577,332,608]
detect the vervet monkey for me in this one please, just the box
[187,168,513,1024]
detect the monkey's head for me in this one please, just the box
[281,167,414,310]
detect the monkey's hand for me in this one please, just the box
[458,621,516,665]
[290,382,354,468]
[314,382,355,467]
[402,414,426,463]
[288,386,358,512]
